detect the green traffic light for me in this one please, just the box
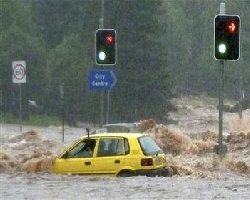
[214,15,240,60]
[98,51,106,61]
[95,29,116,65]
[218,43,226,54]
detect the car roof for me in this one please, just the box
[82,132,147,139]
[102,123,140,133]
[103,123,138,128]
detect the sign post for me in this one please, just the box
[88,69,117,125]
[12,61,26,133]
[60,84,65,143]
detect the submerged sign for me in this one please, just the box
[88,69,117,90]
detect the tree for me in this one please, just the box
[104,0,174,122]
[0,0,46,117]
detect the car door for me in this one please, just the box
[92,137,125,174]
[54,139,96,174]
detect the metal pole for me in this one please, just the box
[100,0,104,28]
[220,2,225,15]
[218,2,226,158]
[19,83,22,133]
[218,60,224,158]
[239,2,243,119]
[100,90,104,126]
[60,84,64,142]
[99,0,105,127]
[239,54,243,119]
[106,91,110,124]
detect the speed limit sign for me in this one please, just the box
[12,61,26,84]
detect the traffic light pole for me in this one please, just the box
[217,2,227,158]
[214,2,241,158]
[218,60,224,158]
[96,1,116,126]
[239,52,243,119]
[99,0,105,127]
[239,3,244,119]
[60,84,65,143]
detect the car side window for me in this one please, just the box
[65,139,96,158]
[97,138,126,157]
[124,138,130,155]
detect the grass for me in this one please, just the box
[0,113,62,127]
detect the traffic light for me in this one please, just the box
[214,15,240,60]
[95,29,116,65]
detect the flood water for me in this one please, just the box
[1,96,250,200]
[2,171,250,200]
[1,123,250,200]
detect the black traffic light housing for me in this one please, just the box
[95,29,116,65]
[214,15,240,60]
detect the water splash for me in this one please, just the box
[0,130,62,173]
[139,119,250,178]
[229,114,250,133]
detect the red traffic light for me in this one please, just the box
[95,29,116,65]
[227,21,236,33]
[105,35,114,45]
[214,15,240,60]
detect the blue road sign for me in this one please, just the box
[88,69,117,90]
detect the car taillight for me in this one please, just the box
[141,158,153,166]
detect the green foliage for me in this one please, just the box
[23,114,61,126]
[1,0,250,125]
[0,113,61,126]
[47,33,93,124]
[0,0,46,115]
[105,0,173,121]
[0,113,19,124]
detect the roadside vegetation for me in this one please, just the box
[0,113,61,127]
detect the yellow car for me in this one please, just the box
[52,133,172,177]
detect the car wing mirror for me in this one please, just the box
[61,151,69,159]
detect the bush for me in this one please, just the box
[0,113,61,126]
[0,113,19,124]
[23,114,61,126]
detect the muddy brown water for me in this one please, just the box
[1,97,250,199]
[1,172,250,200]
[1,123,250,200]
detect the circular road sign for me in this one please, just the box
[12,61,26,83]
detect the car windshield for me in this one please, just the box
[138,136,163,156]
[62,139,96,158]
